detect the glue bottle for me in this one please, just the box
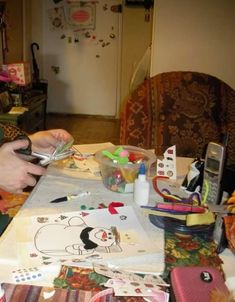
[0,284,6,302]
[134,163,150,206]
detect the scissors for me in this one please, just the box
[15,134,75,166]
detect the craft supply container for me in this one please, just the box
[95,145,156,193]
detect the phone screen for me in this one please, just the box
[206,157,220,173]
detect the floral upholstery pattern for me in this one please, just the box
[120,71,235,165]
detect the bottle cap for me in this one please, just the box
[139,163,146,175]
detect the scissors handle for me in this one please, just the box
[14,134,32,156]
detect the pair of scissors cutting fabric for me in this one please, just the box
[15,134,75,166]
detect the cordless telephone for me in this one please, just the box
[201,142,225,204]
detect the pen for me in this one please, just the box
[50,192,90,203]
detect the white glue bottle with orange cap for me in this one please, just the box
[134,163,150,206]
[0,284,6,302]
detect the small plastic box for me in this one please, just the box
[95,145,156,193]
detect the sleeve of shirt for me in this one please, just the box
[0,122,27,146]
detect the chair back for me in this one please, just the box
[120,71,235,165]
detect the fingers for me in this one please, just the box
[7,163,45,194]
[26,161,46,176]
[0,172,37,194]
[49,129,73,142]
[3,139,29,152]
[29,129,73,154]
[29,131,61,151]
[0,139,47,194]
[12,177,36,193]
[22,173,37,188]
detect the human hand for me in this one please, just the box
[209,288,234,302]
[29,129,73,154]
[0,140,46,193]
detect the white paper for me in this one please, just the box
[16,206,158,267]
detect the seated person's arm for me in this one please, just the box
[0,124,73,193]
[0,139,45,193]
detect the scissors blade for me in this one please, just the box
[31,149,74,166]
[53,149,75,161]
[54,139,74,155]
[21,139,74,166]
[31,151,53,166]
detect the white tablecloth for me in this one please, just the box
[0,173,165,286]
[0,156,234,293]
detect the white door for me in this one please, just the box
[42,0,121,116]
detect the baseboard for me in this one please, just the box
[46,112,118,120]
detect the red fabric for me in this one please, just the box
[108,202,124,214]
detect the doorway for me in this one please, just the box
[40,0,122,116]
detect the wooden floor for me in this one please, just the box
[46,113,120,145]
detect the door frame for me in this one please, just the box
[115,4,122,118]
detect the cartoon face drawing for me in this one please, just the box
[88,228,116,246]
[34,216,121,257]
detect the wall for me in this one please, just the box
[120,5,152,102]
[22,0,32,62]
[30,0,43,78]
[151,0,235,89]
[3,0,23,63]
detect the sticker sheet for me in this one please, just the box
[104,279,169,298]
[93,263,169,287]
[12,267,43,284]
[16,206,157,267]
[156,145,177,180]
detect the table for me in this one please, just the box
[0,156,234,294]
[0,91,47,133]
[0,172,165,287]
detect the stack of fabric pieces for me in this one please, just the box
[0,189,29,235]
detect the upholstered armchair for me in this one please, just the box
[120,71,235,165]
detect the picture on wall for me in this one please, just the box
[65,1,96,30]
[48,6,67,31]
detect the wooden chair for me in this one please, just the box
[120,71,235,165]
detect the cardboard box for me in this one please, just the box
[6,62,32,86]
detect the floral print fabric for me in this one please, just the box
[163,230,224,279]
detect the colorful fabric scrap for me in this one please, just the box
[163,231,224,279]
[224,215,235,252]
[0,189,29,235]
